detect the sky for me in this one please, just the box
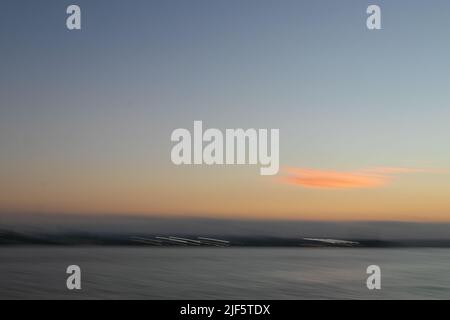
[0,0,449,222]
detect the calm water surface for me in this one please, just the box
[1,247,449,299]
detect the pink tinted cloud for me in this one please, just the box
[280,167,435,190]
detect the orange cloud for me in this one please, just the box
[280,167,433,190]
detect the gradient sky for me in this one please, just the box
[1,0,449,221]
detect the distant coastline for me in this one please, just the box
[2,229,450,248]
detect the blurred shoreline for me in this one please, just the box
[2,229,450,248]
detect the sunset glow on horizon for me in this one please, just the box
[1,0,450,223]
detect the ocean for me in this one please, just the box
[1,247,449,299]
